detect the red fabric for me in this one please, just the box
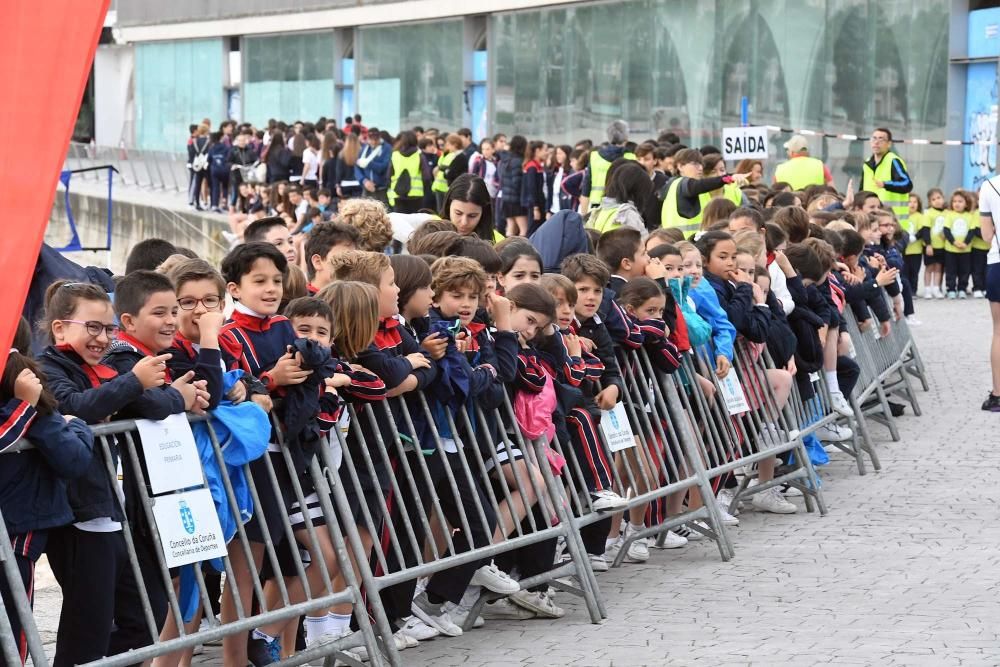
[228,309,287,332]
[374,317,402,350]
[0,0,109,373]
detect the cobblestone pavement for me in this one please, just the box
[27,298,1000,666]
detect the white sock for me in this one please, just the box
[327,612,352,634]
[628,521,645,532]
[605,537,618,549]
[825,371,841,394]
[252,628,277,643]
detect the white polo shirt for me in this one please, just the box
[977,175,1000,264]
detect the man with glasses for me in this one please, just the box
[862,128,912,223]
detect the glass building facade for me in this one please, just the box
[135,39,225,152]
[492,0,951,185]
[243,32,336,128]
[356,20,464,134]
[124,0,959,187]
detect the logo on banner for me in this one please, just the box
[180,500,195,535]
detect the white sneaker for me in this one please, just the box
[443,601,485,630]
[623,524,650,562]
[305,624,352,649]
[906,315,922,325]
[714,501,740,526]
[590,489,629,512]
[397,615,439,642]
[816,423,853,442]
[482,598,536,620]
[411,592,463,637]
[752,487,798,514]
[828,390,854,418]
[959,291,967,299]
[588,552,610,572]
[974,290,985,299]
[394,629,418,649]
[674,522,706,541]
[470,562,520,594]
[717,487,741,513]
[782,484,804,497]
[654,530,688,549]
[510,589,565,618]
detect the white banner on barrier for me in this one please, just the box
[152,488,227,568]
[137,413,203,495]
[601,402,637,452]
[718,371,751,415]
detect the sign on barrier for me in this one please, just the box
[600,403,637,452]
[137,413,203,494]
[151,488,227,568]
[718,371,751,415]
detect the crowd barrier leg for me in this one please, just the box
[0,512,49,667]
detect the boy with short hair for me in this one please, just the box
[101,270,211,656]
[303,222,361,294]
[596,228,652,296]
[216,242,315,664]
[244,216,297,266]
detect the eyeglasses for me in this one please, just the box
[61,320,120,338]
[177,295,223,310]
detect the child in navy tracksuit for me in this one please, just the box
[38,277,200,667]
[1,318,94,667]
[401,257,523,629]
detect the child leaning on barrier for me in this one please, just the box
[597,229,676,563]
[216,241,316,666]
[1,318,94,667]
[389,256,522,635]
[37,278,202,667]
[254,293,387,656]
[836,228,896,337]
[696,231,797,516]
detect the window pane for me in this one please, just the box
[135,39,224,151]
[243,32,335,127]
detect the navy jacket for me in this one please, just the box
[39,345,151,523]
[572,314,625,399]
[704,271,771,344]
[0,399,94,535]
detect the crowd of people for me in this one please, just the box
[0,116,955,667]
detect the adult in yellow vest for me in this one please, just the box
[773,134,833,190]
[660,148,749,238]
[388,130,428,214]
[579,119,635,213]
[861,127,912,223]
[701,153,747,208]
[431,133,468,210]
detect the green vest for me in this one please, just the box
[925,208,948,249]
[774,156,826,190]
[388,151,424,205]
[902,211,925,255]
[432,152,457,193]
[589,206,622,234]
[586,149,636,207]
[943,211,974,254]
[862,150,910,222]
[661,178,701,238]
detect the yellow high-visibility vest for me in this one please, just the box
[774,156,826,190]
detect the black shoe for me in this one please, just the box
[246,634,282,666]
[982,393,1000,412]
[888,401,906,417]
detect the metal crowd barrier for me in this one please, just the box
[1,305,929,666]
[63,143,190,193]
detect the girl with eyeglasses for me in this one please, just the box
[36,280,174,666]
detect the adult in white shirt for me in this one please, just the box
[976,175,1000,410]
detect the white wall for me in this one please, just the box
[94,45,135,147]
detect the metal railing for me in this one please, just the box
[0,297,928,666]
[63,143,190,193]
